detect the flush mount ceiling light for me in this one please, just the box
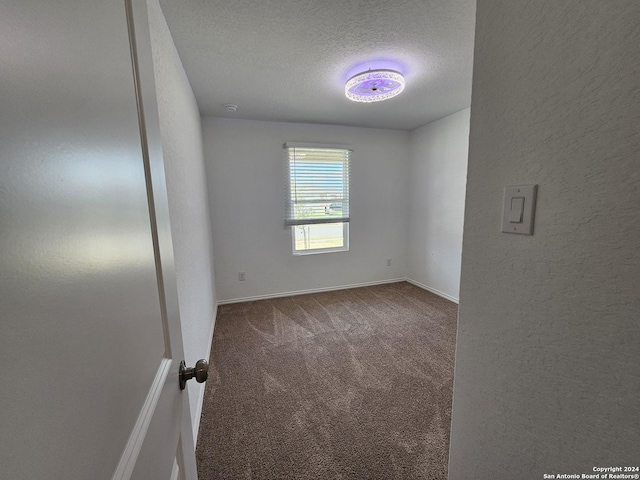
[345,69,405,103]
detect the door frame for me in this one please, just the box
[111,0,198,477]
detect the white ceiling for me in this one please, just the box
[159,0,476,131]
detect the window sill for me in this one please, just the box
[293,247,349,256]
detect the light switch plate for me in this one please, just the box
[502,184,537,235]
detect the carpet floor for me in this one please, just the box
[196,281,458,479]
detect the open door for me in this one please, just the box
[0,0,200,478]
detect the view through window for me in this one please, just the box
[285,144,351,254]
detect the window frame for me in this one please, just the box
[291,221,349,255]
[285,143,352,255]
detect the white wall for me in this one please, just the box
[203,118,409,302]
[407,109,469,302]
[449,1,640,477]
[147,0,217,441]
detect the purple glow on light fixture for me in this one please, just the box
[345,69,405,103]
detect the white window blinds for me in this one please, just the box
[285,143,351,226]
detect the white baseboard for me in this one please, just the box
[192,307,217,446]
[218,278,407,305]
[404,278,459,304]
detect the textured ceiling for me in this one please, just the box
[159,0,476,130]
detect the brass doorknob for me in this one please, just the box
[179,359,208,390]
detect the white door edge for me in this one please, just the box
[111,358,173,480]
[170,459,180,480]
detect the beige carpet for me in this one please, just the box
[196,281,458,479]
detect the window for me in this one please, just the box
[285,143,351,254]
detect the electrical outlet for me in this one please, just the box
[386,259,392,266]
[238,271,245,281]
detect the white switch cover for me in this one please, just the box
[502,185,537,235]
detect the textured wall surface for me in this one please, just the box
[203,118,409,302]
[408,109,469,302]
[449,1,640,477]
[147,0,217,440]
